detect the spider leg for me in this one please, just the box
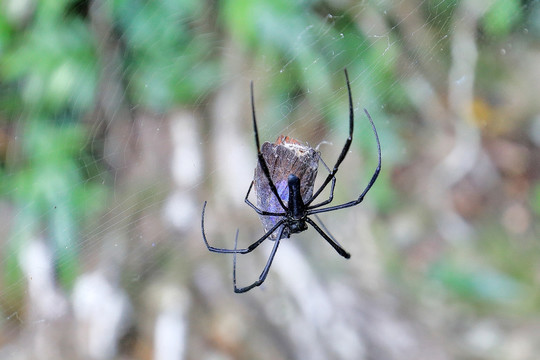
[313,214,343,248]
[307,165,336,208]
[305,217,350,258]
[307,108,381,215]
[233,226,285,293]
[251,82,288,211]
[318,153,332,174]
[305,69,354,207]
[244,180,286,216]
[201,201,285,253]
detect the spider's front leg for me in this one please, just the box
[305,69,355,207]
[250,82,289,212]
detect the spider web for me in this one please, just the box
[1,0,539,359]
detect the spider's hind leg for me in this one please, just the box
[313,214,343,248]
[305,217,350,258]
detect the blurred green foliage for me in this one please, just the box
[429,258,527,307]
[110,0,218,109]
[482,0,523,37]
[533,183,540,217]
[222,0,407,122]
[0,1,101,290]
[1,19,96,114]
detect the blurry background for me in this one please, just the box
[0,0,539,359]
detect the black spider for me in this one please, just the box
[202,69,381,293]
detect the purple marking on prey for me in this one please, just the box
[261,179,289,229]
[254,135,320,240]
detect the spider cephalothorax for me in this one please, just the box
[202,69,381,293]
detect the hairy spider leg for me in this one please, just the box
[307,108,381,215]
[201,201,285,254]
[305,69,355,207]
[250,81,289,212]
[233,226,285,293]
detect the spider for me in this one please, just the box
[202,69,381,293]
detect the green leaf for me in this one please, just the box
[429,259,526,305]
[483,0,522,37]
